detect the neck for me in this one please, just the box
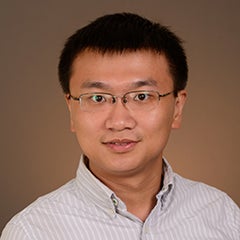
[94,162,164,221]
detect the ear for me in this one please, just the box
[65,95,76,132]
[171,90,187,129]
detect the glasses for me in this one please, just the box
[68,90,173,112]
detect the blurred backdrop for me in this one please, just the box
[1,0,240,232]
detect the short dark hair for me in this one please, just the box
[58,13,188,96]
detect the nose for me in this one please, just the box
[105,100,136,131]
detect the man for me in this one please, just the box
[1,13,239,239]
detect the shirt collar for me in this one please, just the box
[161,157,174,192]
[76,155,116,216]
[75,155,175,217]
[156,157,175,210]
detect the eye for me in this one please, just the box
[134,92,150,101]
[90,94,106,103]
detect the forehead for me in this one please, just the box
[70,50,173,91]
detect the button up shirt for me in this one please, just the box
[1,156,240,239]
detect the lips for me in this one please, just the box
[103,139,140,153]
[109,140,133,145]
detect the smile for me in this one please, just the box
[110,141,131,145]
[103,139,140,153]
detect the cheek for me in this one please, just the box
[142,108,175,145]
[73,113,102,144]
[74,123,96,154]
[145,107,174,132]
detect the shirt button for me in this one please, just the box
[109,209,115,216]
[112,197,118,207]
[144,226,150,234]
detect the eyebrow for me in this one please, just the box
[80,78,158,91]
[131,79,158,88]
[80,81,111,90]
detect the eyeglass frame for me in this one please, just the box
[67,90,173,112]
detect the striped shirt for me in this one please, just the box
[1,156,240,239]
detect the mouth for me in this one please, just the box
[102,139,140,153]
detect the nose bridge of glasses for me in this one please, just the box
[111,94,128,105]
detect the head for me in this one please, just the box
[58,13,188,180]
[58,13,188,97]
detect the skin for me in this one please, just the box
[66,50,186,221]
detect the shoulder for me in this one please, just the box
[173,173,237,205]
[1,179,82,239]
[170,173,240,237]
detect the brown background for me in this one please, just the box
[0,0,239,232]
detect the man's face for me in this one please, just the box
[67,50,186,180]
